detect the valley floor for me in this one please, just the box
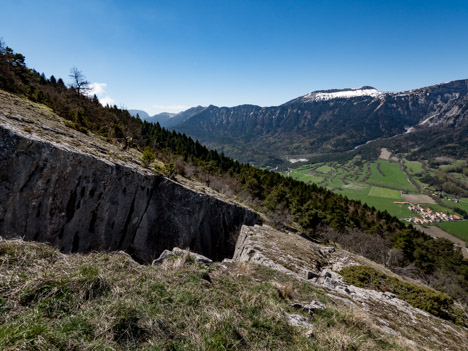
[284,149,468,247]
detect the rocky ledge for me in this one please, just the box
[231,225,468,349]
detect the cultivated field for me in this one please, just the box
[402,194,436,204]
[285,152,468,239]
[379,148,392,160]
[402,159,423,175]
[368,186,401,199]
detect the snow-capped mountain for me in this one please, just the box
[170,79,468,166]
[294,87,386,103]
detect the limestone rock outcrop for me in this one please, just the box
[0,105,258,263]
[232,224,468,347]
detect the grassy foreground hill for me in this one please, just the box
[1,239,467,351]
[0,240,395,350]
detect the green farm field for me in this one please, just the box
[368,186,401,199]
[403,159,423,175]
[285,154,467,239]
[443,198,468,213]
[437,221,468,243]
[367,160,417,192]
[337,186,414,218]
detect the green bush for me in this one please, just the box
[339,266,457,321]
[141,148,155,167]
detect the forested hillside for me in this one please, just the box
[0,42,467,313]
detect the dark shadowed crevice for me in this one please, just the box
[35,202,41,218]
[118,194,136,249]
[58,226,64,239]
[130,178,161,246]
[19,163,44,193]
[66,184,79,223]
[72,231,80,252]
[88,210,97,233]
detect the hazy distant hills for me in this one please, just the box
[128,109,175,124]
[128,106,205,128]
[128,109,152,120]
[164,106,206,128]
[131,80,468,166]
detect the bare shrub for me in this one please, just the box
[174,158,187,177]
[318,229,407,270]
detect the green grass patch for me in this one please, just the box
[297,174,324,184]
[337,186,413,218]
[442,198,468,213]
[403,159,423,175]
[324,178,343,189]
[368,186,402,199]
[315,165,333,174]
[368,160,417,192]
[439,160,466,171]
[436,221,468,243]
[1,239,415,351]
[339,266,460,322]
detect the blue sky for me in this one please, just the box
[1,0,468,114]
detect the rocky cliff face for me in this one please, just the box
[0,94,258,263]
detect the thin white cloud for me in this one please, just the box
[89,82,107,95]
[99,96,115,106]
[88,82,114,106]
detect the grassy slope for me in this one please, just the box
[0,240,412,351]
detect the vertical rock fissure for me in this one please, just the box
[88,210,97,233]
[19,163,43,193]
[65,182,80,223]
[72,231,80,252]
[118,194,137,249]
[130,177,161,246]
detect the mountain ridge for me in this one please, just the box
[170,79,468,166]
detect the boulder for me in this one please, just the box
[291,300,326,315]
[152,247,213,265]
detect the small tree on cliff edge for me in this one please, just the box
[69,67,90,95]
[141,148,155,167]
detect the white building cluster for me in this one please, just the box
[407,204,461,224]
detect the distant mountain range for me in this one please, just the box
[130,79,468,166]
[128,106,205,128]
